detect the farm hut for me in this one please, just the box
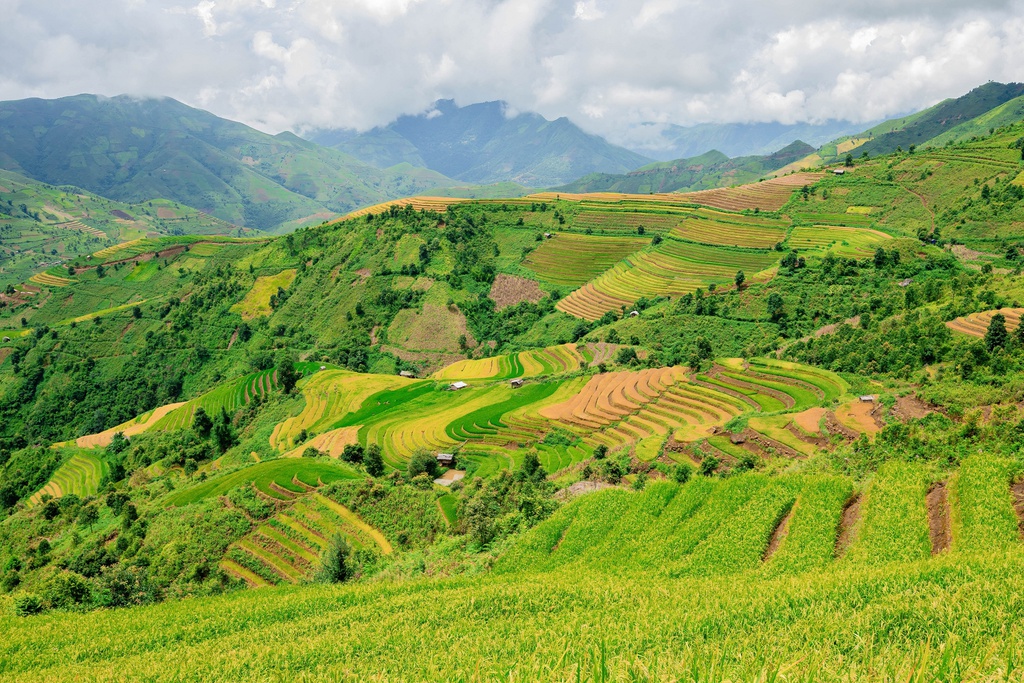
[629,310,640,317]
[833,168,846,175]
[449,381,469,391]
[400,370,416,378]
[1,337,9,343]
[543,232,553,239]
[859,395,875,403]
[436,453,455,467]
[898,278,913,287]
[510,378,524,388]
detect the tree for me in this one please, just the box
[365,444,385,477]
[695,337,713,360]
[213,409,235,453]
[637,225,645,235]
[131,306,142,319]
[672,463,693,484]
[316,535,353,583]
[192,407,213,439]
[873,247,888,269]
[615,347,638,365]
[766,293,785,322]
[341,443,364,464]
[407,449,440,479]
[77,504,99,530]
[844,153,854,167]
[593,444,608,460]
[734,270,745,289]
[277,359,298,394]
[184,458,198,477]
[986,313,1008,351]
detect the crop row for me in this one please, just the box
[946,307,1023,339]
[522,233,650,287]
[29,453,106,505]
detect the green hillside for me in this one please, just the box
[0,169,247,288]
[555,141,815,194]
[854,82,1024,158]
[4,114,1024,680]
[0,95,465,232]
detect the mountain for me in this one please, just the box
[0,95,461,232]
[854,81,1024,157]
[308,99,653,187]
[630,120,871,161]
[554,140,816,194]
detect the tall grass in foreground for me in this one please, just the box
[4,554,1024,682]
[952,456,1021,553]
[847,461,932,565]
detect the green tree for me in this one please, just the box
[76,504,99,530]
[734,270,745,289]
[213,409,235,453]
[986,313,1008,351]
[844,153,854,167]
[277,359,298,394]
[407,449,440,479]
[364,444,385,477]
[766,293,785,322]
[316,535,353,583]
[341,443,364,464]
[192,407,213,439]
[873,247,888,269]
[593,444,608,460]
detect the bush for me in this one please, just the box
[41,571,92,610]
[672,463,693,484]
[365,444,384,477]
[13,594,43,616]
[698,455,720,477]
[341,443,365,464]
[316,535,353,583]
[407,449,440,479]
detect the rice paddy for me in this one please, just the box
[946,307,1023,338]
[557,238,780,320]
[230,269,297,320]
[672,208,789,249]
[522,233,650,287]
[166,459,360,506]
[28,453,107,505]
[789,225,893,257]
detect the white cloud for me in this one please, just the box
[1,0,1023,152]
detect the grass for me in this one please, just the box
[166,459,359,505]
[847,461,932,565]
[230,269,297,320]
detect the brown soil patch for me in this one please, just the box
[835,401,881,435]
[156,208,177,219]
[352,268,372,285]
[380,346,467,376]
[227,328,239,350]
[763,503,795,562]
[370,326,380,345]
[792,407,827,434]
[951,244,994,262]
[1011,482,1024,539]
[489,274,545,310]
[892,394,934,421]
[411,277,434,292]
[926,483,951,554]
[823,411,858,441]
[586,342,621,366]
[741,428,802,459]
[387,303,476,353]
[0,185,11,193]
[110,210,134,221]
[0,348,11,365]
[834,494,862,558]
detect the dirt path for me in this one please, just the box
[927,483,951,554]
[763,503,795,562]
[1011,482,1024,539]
[834,494,862,558]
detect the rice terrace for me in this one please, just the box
[7,23,1024,682]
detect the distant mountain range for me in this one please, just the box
[307,100,653,188]
[0,95,458,232]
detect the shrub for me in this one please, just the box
[13,594,43,617]
[316,535,353,584]
[365,444,384,477]
[699,455,720,477]
[41,571,92,610]
[672,463,693,484]
[407,449,440,479]
[341,443,365,464]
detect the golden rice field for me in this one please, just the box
[788,225,893,257]
[75,402,186,449]
[91,238,148,260]
[676,172,824,212]
[340,197,472,221]
[522,233,651,287]
[946,308,1024,338]
[672,207,789,249]
[432,343,586,381]
[557,238,780,320]
[230,269,297,320]
[28,272,73,287]
[28,453,106,506]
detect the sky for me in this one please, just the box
[1,0,1024,152]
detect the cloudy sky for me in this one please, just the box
[2,0,1023,150]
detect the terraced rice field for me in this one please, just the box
[167,460,359,506]
[434,344,586,381]
[341,197,472,221]
[29,272,73,287]
[557,238,780,320]
[222,493,391,586]
[230,269,297,320]
[91,238,150,260]
[676,173,823,212]
[789,225,892,257]
[29,453,107,505]
[946,308,1023,338]
[673,208,789,249]
[522,233,650,287]
[76,401,186,449]
[571,210,687,235]
[270,371,414,452]
[60,220,106,239]
[150,369,283,432]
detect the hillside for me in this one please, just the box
[0,95,462,232]
[555,141,816,194]
[854,82,1024,158]
[3,117,1024,679]
[0,169,246,288]
[309,99,653,187]
[636,119,869,160]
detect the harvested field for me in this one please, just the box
[76,401,186,448]
[834,401,881,435]
[156,208,177,219]
[284,426,361,458]
[231,269,297,320]
[387,304,475,353]
[523,233,649,287]
[489,274,545,310]
[791,407,827,434]
[946,308,1023,338]
[676,173,824,212]
[29,272,73,287]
